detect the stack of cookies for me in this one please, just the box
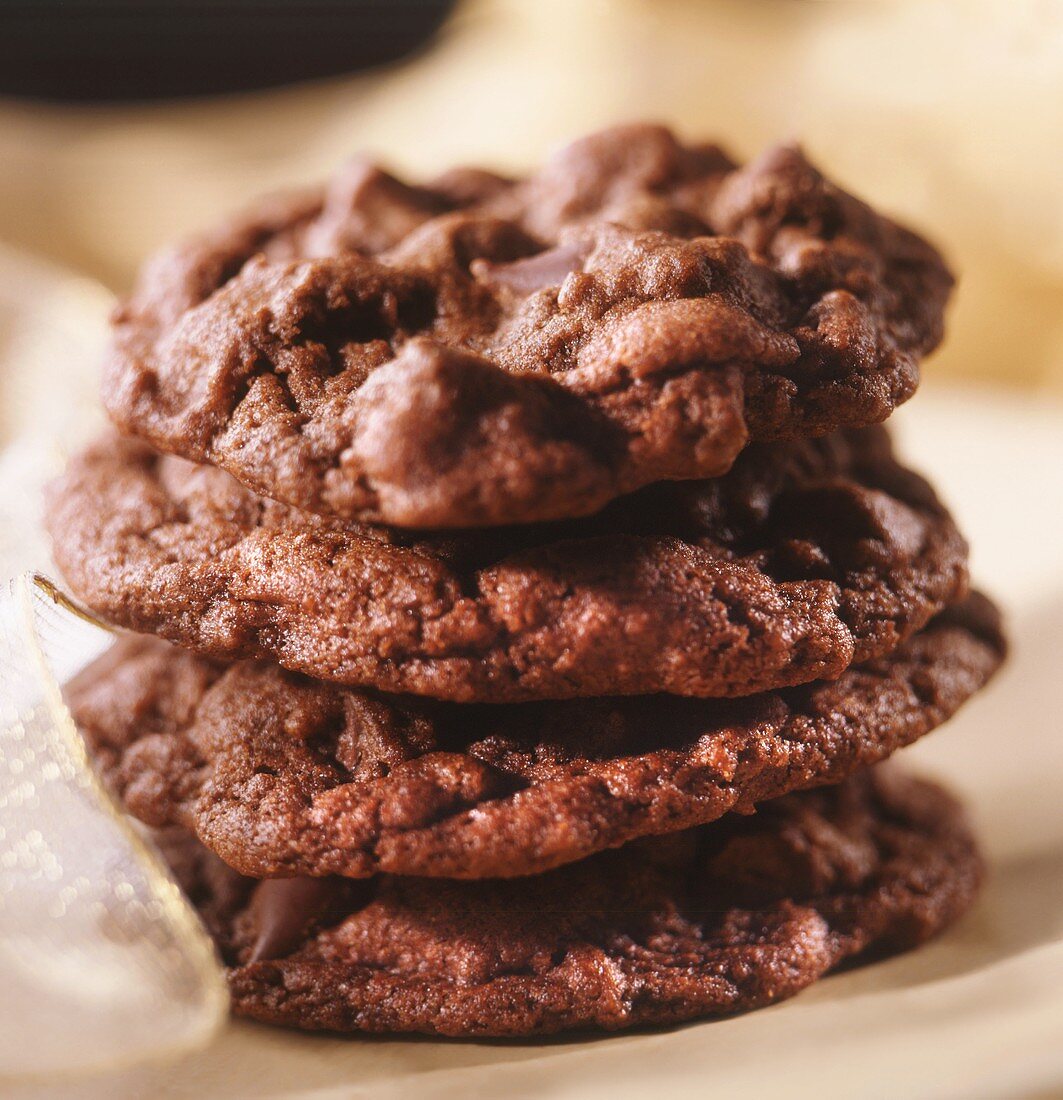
[49,125,1004,1038]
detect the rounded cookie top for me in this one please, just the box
[103,124,953,529]
[47,426,968,702]
[155,768,982,1036]
[68,596,1003,880]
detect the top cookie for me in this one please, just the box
[103,124,952,529]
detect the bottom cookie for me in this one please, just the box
[157,767,981,1037]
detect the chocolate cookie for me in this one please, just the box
[154,768,982,1036]
[69,596,1002,880]
[103,124,952,528]
[46,426,968,702]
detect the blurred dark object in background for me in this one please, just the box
[0,0,457,101]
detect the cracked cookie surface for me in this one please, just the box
[103,124,952,528]
[47,426,968,702]
[154,768,982,1036]
[70,597,1002,879]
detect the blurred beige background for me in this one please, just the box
[0,0,1060,391]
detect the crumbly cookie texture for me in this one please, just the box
[154,768,981,1037]
[46,426,968,703]
[102,124,952,528]
[69,595,1002,880]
